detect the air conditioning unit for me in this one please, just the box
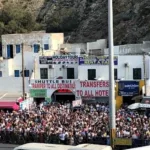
[62,64,68,69]
[49,65,54,69]
[124,63,129,67]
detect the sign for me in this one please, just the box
[78,56,118,65]
[118,81,139,96]
[56,89,72,93]
[76,80,109,97]
[114,138,132,146]
[30,89,47,97]
[30,79,109,98]
[31,79,76,89]
[72,99,82,107]
[39,55,78,64]
[39,56,53,64]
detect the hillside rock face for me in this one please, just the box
[2,0,150,45]
[37,0,150,44]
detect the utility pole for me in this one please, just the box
[21,43,25,100]
[108,0,116,149]
[143,53,147,96]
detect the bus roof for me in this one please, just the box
[14,143,112,150]
[13,143,74,150]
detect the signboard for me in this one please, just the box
[30,89,47,97]
[118,81,139,96]
[114,138,132,146]
[39,56,53,64]
[30,79,109,98]
[140,97,150,108]
[72,99,82,107]
[31,79,76,89]
[39,55,78,64]
[78,56,118,65]
[76,80,109,97]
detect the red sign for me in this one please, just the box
[56,89,72,93]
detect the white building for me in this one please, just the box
[0,31,64,99]
[0,31,150,107]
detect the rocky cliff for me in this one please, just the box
[1,0,150,45]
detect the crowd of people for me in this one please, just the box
[0,102,150,145]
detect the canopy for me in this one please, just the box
[128,103,140,110]
[0,102,18,109]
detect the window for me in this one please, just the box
[133,68,141,80]
[0,71,2,77]
[24,70,30,77]
[67,68,74,79]
[40,68,48,79]
[16,45,21,53]
[33,44,40,53]
[114,68,118,80]
[7,44,13,58]
[88,69,96,80]
[44,44,49,50]
[14,70,20,77]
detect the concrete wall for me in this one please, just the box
[0,77,29,93]
[60,43,87,55]
[87,39,107,53]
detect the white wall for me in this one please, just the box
[36,63,78,79]
[78,55,144,80]
[0,77,29,93]
[87,39,107,53]
[118,55,144,80]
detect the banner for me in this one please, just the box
[76,80,109,97]
[39,55,78,64]
[30,79,109,97]
[30,89,47,97]
[31,79,76,89]
[78,56,118,65]
[72,99,82,107]
[118,81,139,96]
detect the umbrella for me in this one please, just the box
[128,103,140,110]
[132,95,143,101]
[13,103,20,111]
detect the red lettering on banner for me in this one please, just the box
[95,90,108,96]
[76,90,108,97]
[80,81,109,88]
[32,83,45,88]
[84,90,94,97]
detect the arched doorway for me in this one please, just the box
[51,89,75,105]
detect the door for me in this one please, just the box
[67,68,74,79]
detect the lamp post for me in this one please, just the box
[21,43,25,100]
[108,0,116,148]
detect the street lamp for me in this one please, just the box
[108,0,116,148]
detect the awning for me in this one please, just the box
[0,102,17,109]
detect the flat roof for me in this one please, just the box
[0,93,22,101]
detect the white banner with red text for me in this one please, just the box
[30,79,109,98]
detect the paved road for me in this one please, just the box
[0,144,19,150]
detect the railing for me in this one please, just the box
[0,131,150,149]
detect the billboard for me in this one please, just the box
[78,56,118,65]
[118,81,139,96]
[39,55,78,64]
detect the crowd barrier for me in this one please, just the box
[0,131,150,148]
